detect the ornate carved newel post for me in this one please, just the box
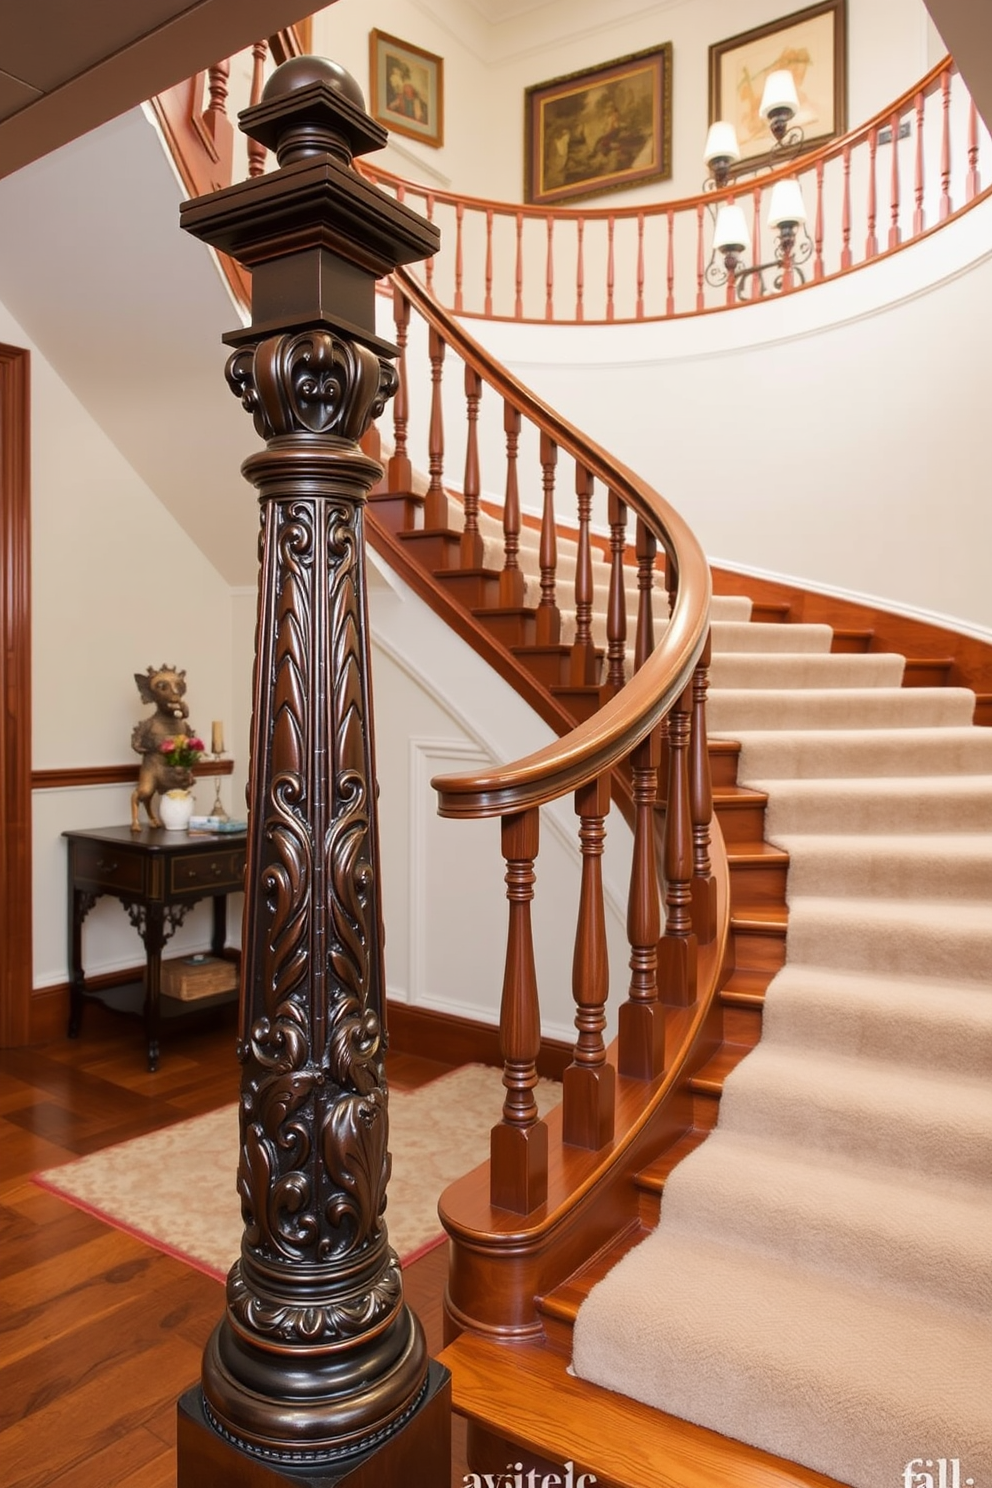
[176,58,445,1487]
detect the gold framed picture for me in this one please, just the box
[524,44,673,207]
[709,0,847,170]
[369,30,444,149]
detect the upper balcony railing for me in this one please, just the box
[154,45,989,326]
[364,59,989,324]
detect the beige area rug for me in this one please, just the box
[36,1064,561,1279]
[572,610,992,1488]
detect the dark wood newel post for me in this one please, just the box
[176,57,448,1487]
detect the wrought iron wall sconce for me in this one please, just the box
[702,69,813,298]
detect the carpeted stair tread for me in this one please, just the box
[572,1229,992,1488]
[754,773,992,833]
[716,1041,992,1183]
[758,963,992,1076]
[705,621,833,653]
[778,832,992,899]
[659,1128,992,1313]
[784,894,992,981]
[708,652,906,689]
[708,685,977,731]
[734,725,992,778]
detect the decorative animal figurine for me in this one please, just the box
[130,665,195,830]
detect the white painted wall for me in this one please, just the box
[466,192,992,632]
[368,551,633,1042]
[0,297,244,989]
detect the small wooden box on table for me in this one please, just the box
[64,824,246,1070]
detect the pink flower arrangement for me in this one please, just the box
[160,734,204,769]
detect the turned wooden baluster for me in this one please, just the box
[658,683,697,1006]
[535,432,560,645]
[689,632,717,944]
[913,90,926,234]
[605,490,628,692]
[841,143,853,269]
[751,185,763,292]
[424,325,447,529]
[619,518,664,1079]
[499,402,525,607]
[606,215,616,321]
[461,367,484,567]
[425,192,436,292]
[387,287,412,494]
[665,546,678,618]
[695,201,705,310]
[563,776,615,1150]
[889,110,902,248]
[939,68,952,220]
[203,59,230,142]
[491,809,549,1214]
[246,42,268,177]
[865,127,879,259]
[635,516,657,663]
[619,729,663,1080]
[515,211,524,319]
[814,160,825,279]
[570,463,597,686]
[575,217,585,322]
[966,99,981,201]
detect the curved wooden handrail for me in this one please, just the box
[394,266,712,818]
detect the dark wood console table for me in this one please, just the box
[64,825,246,1071]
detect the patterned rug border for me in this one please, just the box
[32,1063,558,1276]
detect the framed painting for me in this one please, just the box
[369,29,444,148]
[709,0,847,169]
[524,44,673,207]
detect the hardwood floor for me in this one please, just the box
[0,1001,469,1487]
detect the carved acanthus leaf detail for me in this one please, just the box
[226,1255,402,1345]
[226,333,397,441]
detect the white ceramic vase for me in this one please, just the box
[159,789,195,831]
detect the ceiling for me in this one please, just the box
[0,0,318,179]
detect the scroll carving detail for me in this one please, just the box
[226,333,398,441]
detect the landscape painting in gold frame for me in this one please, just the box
[525,44,673,207]
[709,0,847,170]
[369,29,444,148]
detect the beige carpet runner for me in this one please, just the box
[36,1064,561,1278]
[571,608,992,1487]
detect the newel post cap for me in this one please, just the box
[179,56,439,352]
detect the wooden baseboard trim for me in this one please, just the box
[386,1000,572,1082]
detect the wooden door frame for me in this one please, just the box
[0,344,32,1047]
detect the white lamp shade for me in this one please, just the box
[759,69,800,119]
[714,202,751,255]
[767,177,807,228]
[704,120,741,165]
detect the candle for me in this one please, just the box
[211,720,224,755]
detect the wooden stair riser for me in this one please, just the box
[717,996,764,1047]
[437,568,500,607]
[728,853,790,910]
[902,657,954,686]
[830,627,874,653]
[730,917,788,974]
[712,790,769,844]
[475,606,538,647]
[397,528,462,568]
[367,491,423,533]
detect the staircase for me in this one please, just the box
[361,273,992,1488]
